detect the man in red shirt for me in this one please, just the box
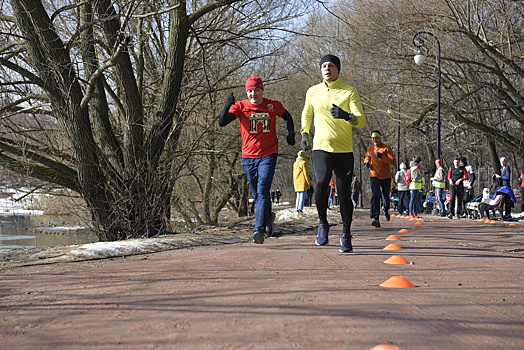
[219,76,295,244]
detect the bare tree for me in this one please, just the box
[0,0,311,240]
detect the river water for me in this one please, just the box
[0,214,98,249]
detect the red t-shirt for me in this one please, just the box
[229,98,286,158]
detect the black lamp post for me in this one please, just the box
[387,93,401,171]
[413,31,442,160]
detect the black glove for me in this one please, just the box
[330,104,357,125]
[286,133,295,146]
[364,162,371,168]
[330,104,349,119]
[300,132,311,151]
[375,152,383,159]
[225,93,235,109]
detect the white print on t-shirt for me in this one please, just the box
[250,112,271,134]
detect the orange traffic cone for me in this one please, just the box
[383,243,403,250]
[384,255,410,264]
[386,234,401,240]
[380,276,416,288]
[398,229,410,233]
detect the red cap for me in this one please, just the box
[245,76,264,91]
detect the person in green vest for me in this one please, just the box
[431,159,447,216]
[408,156,424,219]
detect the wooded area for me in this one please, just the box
[0,0,522,240]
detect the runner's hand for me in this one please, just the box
[330,104,357,125]
[300,132,311,151]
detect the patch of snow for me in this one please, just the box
[0,188,45,215]
[36,225,88,231]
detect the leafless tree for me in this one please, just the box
[0,0,312,240]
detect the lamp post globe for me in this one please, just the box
[414,50,425,65]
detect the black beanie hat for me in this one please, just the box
[320,54,341,72]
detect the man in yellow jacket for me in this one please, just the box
[364,130,396,227]
[293,150,311,213]
[300,54,366,253]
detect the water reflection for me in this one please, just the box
[0,214,98,249]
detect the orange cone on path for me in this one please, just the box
[370,345,402,350]
[383,243,403,250]
[398,229,410,233]
[386,234,401,240]
[380,276,416,288]
[384,255,410,264]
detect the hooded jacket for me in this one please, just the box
[395,163,409,191]
[293,151,311,192]
[409,161,424,190]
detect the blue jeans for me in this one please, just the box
[434,187,445,213]
[409,189,421,214]
[295,191,305,211]
[242,154,277,232]
[369,177,391,220]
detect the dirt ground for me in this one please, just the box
[1,207,523,350]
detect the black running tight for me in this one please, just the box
[312,150,354,232]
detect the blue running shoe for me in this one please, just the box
[252,231,265,244]
[339,236,353,253]
[315,224,329,246]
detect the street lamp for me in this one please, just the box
[413,31,442,160]
[387,93,401,171]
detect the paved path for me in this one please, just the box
[1,210,523,349]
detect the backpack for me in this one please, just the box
[404,169,412,185]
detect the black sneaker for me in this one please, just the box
[315,224,329,245]
[252,231,265,244]
[266,212,276,237]
[384,210,391,222]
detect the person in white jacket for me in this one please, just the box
[394,162,410,215]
